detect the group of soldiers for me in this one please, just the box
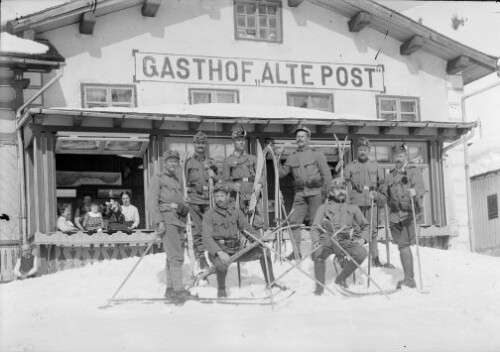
[146,125,425,302]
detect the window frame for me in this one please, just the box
[286,92,334,112]
[188,88,240,104]
[233,0,283,43]
[376,95,420,121]
[81,84,137,109]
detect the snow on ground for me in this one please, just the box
[1,243,500,352]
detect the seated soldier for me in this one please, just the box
[310,178,370,295]
[201,181,281,298]
[14,243,38,280]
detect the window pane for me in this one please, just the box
[105,141,142,152]
[401,100,416,113]
[269,29,277,41]
[268,6,276,15]
[269,16,277,28]
[86,88,107,102]
[290,96,308,108]
[237,29,247,38]
[380,99,396,112]
[247,15,256,28]
[375,146,390,163]
[259,15,268,27]
[380,113,397,120]
[215,92,236,103]
[236,4,245,13]
[87,103,108,108]
[258,5,267,14]
[237,15,246,27]
[111,89,132,103]
[310,96,331,111]
[60,140,99,151]
[246,28,256,37]
[400,113,417,121]
[246,4,256,14]
[192,92,210,104]
[259,29,268,39]
[409,146,425,164]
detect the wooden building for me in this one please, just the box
[471,169,500,255]
[1,0,499,279]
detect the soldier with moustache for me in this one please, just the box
[147,150,196,302]
[343,137,393,268]
[202,181,281,298]
[309,178,370,295]
[379,142,425,289]
[277,125,332,260]
[185,131,219,269]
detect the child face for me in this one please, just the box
[62,207,71,219]
[91,204,100,213]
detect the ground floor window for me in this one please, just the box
[189,89,239,104]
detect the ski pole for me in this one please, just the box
[262,246,275,310]
[367,197,374,288]
[99,229,164,309]
[236,190,242,288]
[384,203,392,266]
[410,196,424,290]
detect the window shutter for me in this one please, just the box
[487,194,498,220]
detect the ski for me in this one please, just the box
[198,290,296,306]
[335,286,399,297]
[197,287,291,302]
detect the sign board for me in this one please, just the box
[133,51,385,92]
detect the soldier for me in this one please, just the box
[222,127,265,228]
[379,142,425,289]
[309,178,369,295]
[146,150,195,302]
[344,137,393,268]
[202,181,280,298]
[277,125,332,260]
[185,131,219,269]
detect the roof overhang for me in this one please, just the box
[25,104,476,142]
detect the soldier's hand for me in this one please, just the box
[369,191,378,200]
[207,169,216,179]
[217,251,230,264]
[157,221,166,233]
[334,160,344,172]
[233,183,241,193]
[408,188,417,197]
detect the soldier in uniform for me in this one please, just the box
[202,181,280,298]
[277,125,332,260]
[379,142,425,289]
[344,137,393,268]
[222,127,265,228]
[309,178,369,295]
[185,131,219,269]
[146,150,195,302]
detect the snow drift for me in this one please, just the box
[1,243,499,352]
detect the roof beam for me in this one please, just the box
[73,115,84,126]
[254,121,269,133]
[400,35,424,56]
[348,125,362,134]
[142,0,161,17]
[348,12,370,33]
[188,121,202,131]
[288,0,304,7]
[79,12,96,35]
[446,56,470,75]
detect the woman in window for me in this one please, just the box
[120,191,140,230]
[57,203,78,233]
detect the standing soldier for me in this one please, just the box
[309,178,369,294]
[202,181,280,298]
[278,125,332,260]
[379,142,425,289]
[344,137,393,268]
[147,150,195,302]
[222,127,265,228]
[185,131,219,269]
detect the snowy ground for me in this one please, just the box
[1,243,500,352]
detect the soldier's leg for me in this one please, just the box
[189,204,209,269]
[333,239,367,287]
[391,221,416,289]
[311,244,334,295]
[288,193,308,259]
[208,253,230,297]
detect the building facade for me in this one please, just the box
[1,0,498,279]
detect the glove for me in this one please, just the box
[369,191,378,200]
[177,204,190,217]
[408,188,417,197]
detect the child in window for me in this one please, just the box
[57,203,78,233]
[14,243,38,280]
[82,202,105,233]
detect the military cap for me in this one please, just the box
[294,125,311,136]
[357,137,371,148]
[193,131,207,143]
[213,180,229,193]
[164,149,180,160]
[330,177,347,189]
[21,243,31,251]
[231,127,247,139]
[391,142,408,155]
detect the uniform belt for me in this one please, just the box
[233,177,254,183]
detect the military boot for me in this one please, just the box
[198,255,209,270]
[335,260,358,289]
[313,259,326,295]
[396,247,416,289]
[217,288,227,298]
[164,286,174,299]
[171,289,198,303]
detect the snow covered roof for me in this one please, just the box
[0,32,49,55]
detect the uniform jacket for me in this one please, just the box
[146,169,185,227]
[202,204,259,255]
[222,151,265,202]
[344,159,385,207]
[186,153,218,205]
[279,147,332,197]
[309,200,370,245]
[379,164,425,223]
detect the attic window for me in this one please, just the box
[234,0,282,42]
[82,84,136,108]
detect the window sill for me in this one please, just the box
[35,229,160,246]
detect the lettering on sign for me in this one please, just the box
[133,51,385,92]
